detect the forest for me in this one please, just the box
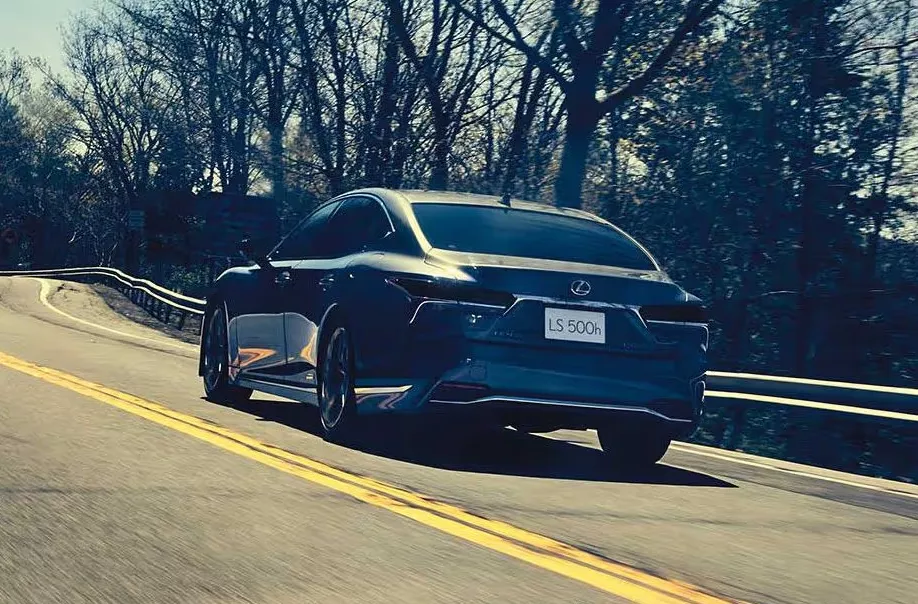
[0,0,917,385]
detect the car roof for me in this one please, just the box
[395,189,606,223]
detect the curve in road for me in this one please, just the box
[1,276,916,604]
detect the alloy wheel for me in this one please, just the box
[204,309,226,392]
[320,327,352,430]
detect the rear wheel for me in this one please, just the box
[318,324,361,443]
[597,426,671,469]
[202,304,252,405]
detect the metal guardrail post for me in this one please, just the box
[726,406,746,450]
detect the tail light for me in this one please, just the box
[639,304,708,324]
[387,277,515,309]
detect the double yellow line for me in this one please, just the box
[0,349,737,604]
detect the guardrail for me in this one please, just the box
[706,372,918,420]
[0,266,205,330]
[1,266,916,424]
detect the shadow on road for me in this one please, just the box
[218,396,736,488]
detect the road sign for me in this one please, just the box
[128,210,145,230]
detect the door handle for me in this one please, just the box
[275,270,292,285]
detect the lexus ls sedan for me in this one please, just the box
[199,188,708,467]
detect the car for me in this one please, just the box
[199,188,708,467]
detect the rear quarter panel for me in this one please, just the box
[341,252,442,378]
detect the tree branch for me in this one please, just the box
[445,0,570,91]
[848,36,918,57]
[552,0,586,68]
[586,0,634,72]
[599,0,725,112]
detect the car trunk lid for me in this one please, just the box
[418,249,706,358]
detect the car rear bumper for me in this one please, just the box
[436,395,700,437]
[356,385,703,438]
[354,341,706,437]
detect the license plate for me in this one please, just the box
[544,307,606,344]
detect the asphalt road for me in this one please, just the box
[0,277,916,604]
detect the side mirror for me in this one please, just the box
[238,238,273,271]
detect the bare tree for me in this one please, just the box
[865,0,915,282]
[288,0,353,194]
[125,0,262,194]
[0,52,30,108]
[50,15,175,207]
[498,29,557,196]
[235,0,301,202]
[385,0,501,189]
[449,0,725,207]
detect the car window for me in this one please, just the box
[322,196,393,257]
[411,203,657,271]
[269,201,341,261]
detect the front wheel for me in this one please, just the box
[597,426,671,469]
[202,304,252,405]
[318,324,361,444]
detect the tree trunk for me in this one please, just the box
[554,97,599,208]
[367,28,399,185]
[794,0,828,376]
[429,115,450,190]
[483,67,497,191]
[267,121,285,204]
[389,81,421,189]
[328,171,345,196]
[865,0,911,285]
[605,106,621,218]
[500,58,538,196]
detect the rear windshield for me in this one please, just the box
[412,203,657,271]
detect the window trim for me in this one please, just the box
[269,194,397,262]
[316,194,397,259]
[267,199,342,261]
[334,193,396,235]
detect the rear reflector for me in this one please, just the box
[639,304,708,323]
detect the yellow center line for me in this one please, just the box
[0,350,740,604]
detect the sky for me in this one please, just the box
[0,0,98,73]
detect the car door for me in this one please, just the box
[228,261,294,378]
[283,195,394,386]
[234,200,341,380]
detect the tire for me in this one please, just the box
[317,323,361,444]
[202,304,252,405]
[597,426,671,469]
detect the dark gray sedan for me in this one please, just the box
[199,188,708,467]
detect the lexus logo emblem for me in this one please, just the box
[570,280,591,296]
